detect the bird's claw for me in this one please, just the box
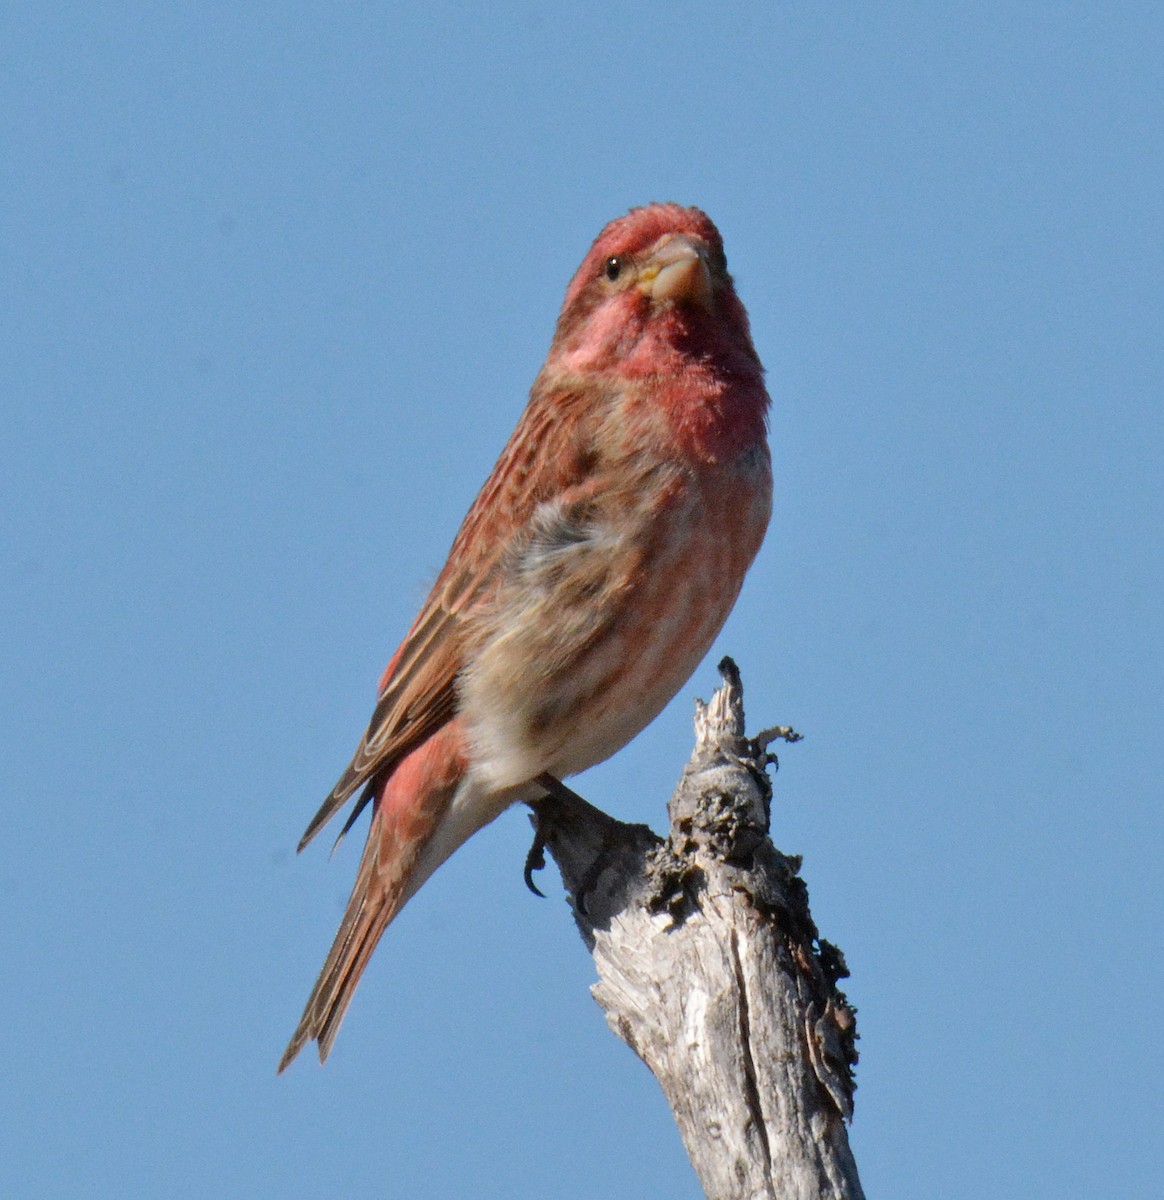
[523,774,588,897]
[524,824,548,897]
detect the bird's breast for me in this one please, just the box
[458,439,771,792]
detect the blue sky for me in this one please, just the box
[3,3,1162,1197]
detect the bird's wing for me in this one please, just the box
[296,381,602,852]
[295,605,462,853]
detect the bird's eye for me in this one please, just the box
[604,256,623,282]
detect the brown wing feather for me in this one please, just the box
[295,379,600,853]
[295,608,461,852]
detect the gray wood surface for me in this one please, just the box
[529,660,864,1200]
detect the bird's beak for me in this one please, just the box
[638,236,714,310]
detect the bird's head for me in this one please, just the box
[548,203,761,386]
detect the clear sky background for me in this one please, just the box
[3,3,1162,1197]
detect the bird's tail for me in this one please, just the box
[278,803,412,1071]
[280,774,478,1071]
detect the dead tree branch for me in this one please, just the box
[529,658,864,1200]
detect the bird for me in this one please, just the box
[279,202,772,1071]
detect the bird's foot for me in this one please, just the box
[523,824,548,897]
[523,774,592,897]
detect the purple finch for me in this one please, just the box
[280,203,771,1070]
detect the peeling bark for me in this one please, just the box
[529,659,864,1200]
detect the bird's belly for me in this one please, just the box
[460,447,771,791]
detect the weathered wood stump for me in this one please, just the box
[528,658,863,1200]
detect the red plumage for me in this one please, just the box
[279,203,772,1070]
